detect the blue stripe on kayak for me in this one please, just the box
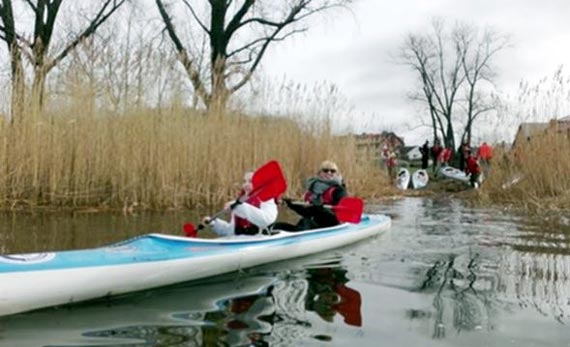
[0,215,388,273]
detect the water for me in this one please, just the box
[1,197,570,347]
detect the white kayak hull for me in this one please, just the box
[0,214,390,317]
[396,168,410,190]
[439,166,470,182]
[411,169,429,189]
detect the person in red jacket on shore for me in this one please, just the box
[465,150,482,188]
[477,142,493,173]
[443,147,452,165]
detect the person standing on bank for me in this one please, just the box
[465,150,482,188]
[202,171,278,236]
[277,160,347,231]
[420,140,430,170]
[458,139,471,172]
[431,139,442,173]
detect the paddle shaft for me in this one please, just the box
[286,196,364,223]
[287,201,337,209]
[197,198,244,230]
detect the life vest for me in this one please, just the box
[234,194,262,235]
[304,185,337,206]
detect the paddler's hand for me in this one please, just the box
[202,216,212,225]
[226,198,242,210]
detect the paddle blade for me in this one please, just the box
[333,197,364,223]
[251,160,287,201]
[183,223,198,237]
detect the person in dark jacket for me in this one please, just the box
[275,160,347,231]
[458,139,470,172]
[420,140,430,169]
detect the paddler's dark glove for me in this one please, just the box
[229,198,242,210]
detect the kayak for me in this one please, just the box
[439,166,470,182]
[0,214,390,317]
[411,169,429,189]
[439,166,484,186]
[396,168,410,190]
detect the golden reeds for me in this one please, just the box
[0,100,390,210]
[481,132,570,211]
[480,67,570,211]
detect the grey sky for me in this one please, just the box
[263,0,570,144]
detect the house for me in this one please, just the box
[512,122,549,148]
[404,146,422,161]
[512,116,570,148]
[353,131,405,165]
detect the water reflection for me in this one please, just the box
[0,255,364,347]
[377,197,570,344]
[3,198,570,346]
[304,267,362,327]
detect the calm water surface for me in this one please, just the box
[1,197,570,347]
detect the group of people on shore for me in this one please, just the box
[202,160,347,238]
[386,138,493,188]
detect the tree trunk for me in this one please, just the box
[9,48,25,123]
[31,67,47,114]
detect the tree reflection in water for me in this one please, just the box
[411,253,502,339]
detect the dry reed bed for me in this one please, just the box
[480,133,570,211]
[0,107,390,210]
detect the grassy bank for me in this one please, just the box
[0,105,391,211]
[478,134,570,211]
[475,68,570,212]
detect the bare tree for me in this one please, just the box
[0,0,25,120]
[457,24,509,144]
[155,0,350,112]
[400,19,508,151]
[0,0,127,117]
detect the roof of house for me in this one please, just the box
[516,122,549,138]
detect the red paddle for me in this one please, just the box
[332,197,364,224]
[183,160,287,237]
[287,197,364,224]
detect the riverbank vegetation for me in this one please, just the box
[478,68,570,212]
[0,1,396,211]
[479,130,570,212]
[0,95,391,211]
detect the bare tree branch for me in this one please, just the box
[22,0,36,11]
[181,0,209,34]
[157,0,349,110]
[155,0,209,105]
[47,0,127,72]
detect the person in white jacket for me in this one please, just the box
[202,172,278,236]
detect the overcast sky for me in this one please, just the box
[262,0,570,145]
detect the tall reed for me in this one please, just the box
[481,67,570,211]
[0,98,389,210]
[0,24,391,211]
